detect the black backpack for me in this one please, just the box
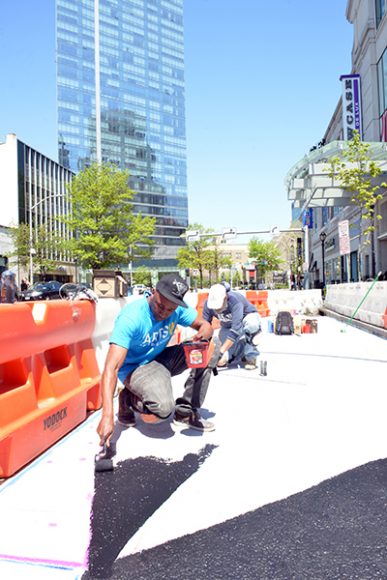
[275,311,294,335]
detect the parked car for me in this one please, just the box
[18,280,62,301]
[132,284,147,295]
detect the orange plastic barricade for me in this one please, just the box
[0,300,101,477]
[246,290,270,317]
[196,292,209,318]
[194,292,220,329]
[383,306,387,329]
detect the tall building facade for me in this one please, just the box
[56,0,188,269]
[286,0,387,287]
[0,133,74,282]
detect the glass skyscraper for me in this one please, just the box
[56,0,188,267]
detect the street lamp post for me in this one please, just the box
[28,193,68,283]
[128,246,133,288]
[319,231,327,293]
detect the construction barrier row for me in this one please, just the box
[245,290,270,317]
[0,300,101,477]
[324,281,387,329]
[187,288,324,318]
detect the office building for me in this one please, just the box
[56,0,188,269]
[0,133,74,282]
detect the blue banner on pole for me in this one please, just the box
[302,209,313,228]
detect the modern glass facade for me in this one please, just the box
[56,0,188,265]
[376,0,386,27]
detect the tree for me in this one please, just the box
[329,130,386,276]
[205,243,232,284]
[32,225,63,275]
[10,223,60,279]
[248,238,283,286]
[62,163,156,270]
[10,223,29,272]
[133,266,152,287]
[176,223,215,288]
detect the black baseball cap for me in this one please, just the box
[156,274,189,308]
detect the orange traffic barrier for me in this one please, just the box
[383,306,387,329]
[196,292,209,318]
[0,300,101,477]
[246,290,270,317]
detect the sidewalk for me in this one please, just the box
[0,316,386,579]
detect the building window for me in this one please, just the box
[376,0,386,27]
[377,47,387,140]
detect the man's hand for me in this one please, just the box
[97,412,115,446]
[217,351,229,367]
[191,318,213,341]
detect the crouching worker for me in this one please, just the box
[203,283,261,370]
[97,274,219,447]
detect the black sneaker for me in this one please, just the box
[244,358,257,370]
[117,389,136,427]
[173,409,215,432]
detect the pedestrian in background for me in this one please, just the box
[20,278,30,291]
[0,270,17,304]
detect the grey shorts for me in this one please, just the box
[123,342,220,419]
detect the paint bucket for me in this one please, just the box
[183,341,210,368]
[306,319,318,333]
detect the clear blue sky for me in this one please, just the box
[0,0,353,236]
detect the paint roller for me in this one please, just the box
[94,442,114,473]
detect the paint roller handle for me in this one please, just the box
[95,441,115,460]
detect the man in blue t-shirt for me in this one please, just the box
[97,274,217,446]
[203,283,261,370]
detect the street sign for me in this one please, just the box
[338,220,350,255]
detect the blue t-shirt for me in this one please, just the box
[110,297,197,381]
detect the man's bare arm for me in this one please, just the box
[97,343,128,445]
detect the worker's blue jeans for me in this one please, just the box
[220,312,261,363]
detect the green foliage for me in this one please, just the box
[10,223,60,275]
[177,223,216,287]
[62,163,156,270]
[32,225,63,274]
[177,224,234,287]
[201,244,232,285]
[133,266,152,286]
[9,223,29,269]
[328,131,385,246]
[222,269,242,287]
[248,238,283,283]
